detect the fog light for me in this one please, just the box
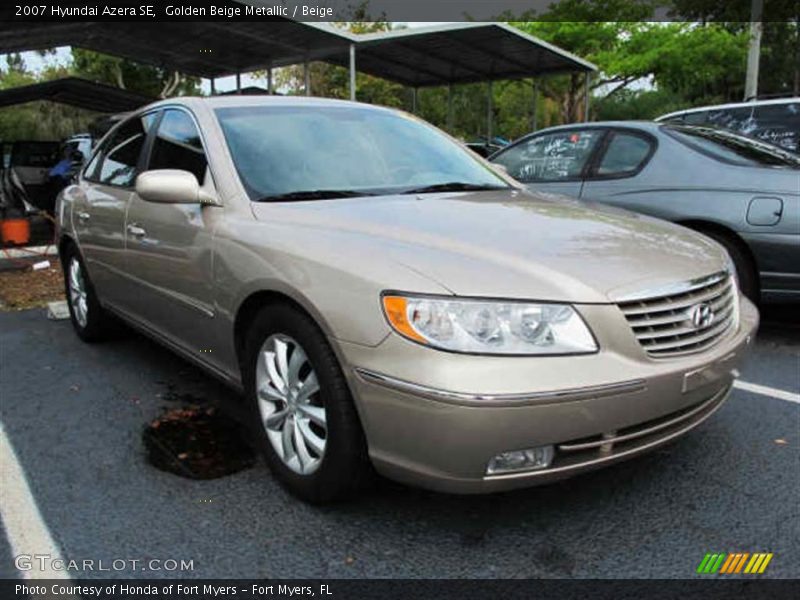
[486,445,554,475]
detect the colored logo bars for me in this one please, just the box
[697,552,774,575]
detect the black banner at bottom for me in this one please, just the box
[2,579,798,600]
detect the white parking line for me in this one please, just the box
[0,420,70,580]
[735,380,800,404]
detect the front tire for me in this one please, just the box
[62,244,117,342]
[243,304,371,503]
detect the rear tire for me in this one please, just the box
[698,230,759,302]
[62,244,119,342]
[242,303,371,503]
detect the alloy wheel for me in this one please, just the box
[255,334,327,475]
[68,257,88,328]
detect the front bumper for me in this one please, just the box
[338,296,759,494]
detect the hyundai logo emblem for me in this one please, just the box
[689,302,715,329]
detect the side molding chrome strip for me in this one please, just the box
[354,367,647,407]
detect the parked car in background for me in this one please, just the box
[490,122,800,303]
[466,137,509,158]
[57,97,758,503]
[0,140,60,214]
[7,140,60,188]
[656,97,800,154]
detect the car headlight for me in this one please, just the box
[382,294,597,355]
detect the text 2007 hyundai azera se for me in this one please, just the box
[57,97,759,503]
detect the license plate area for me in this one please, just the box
[682,352,737,393]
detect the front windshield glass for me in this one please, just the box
[215,105,510,201]
[663,124,800,168]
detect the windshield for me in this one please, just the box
[214,105,509,201]
[663,124,800,168]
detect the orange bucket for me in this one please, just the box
[0,218,31,246]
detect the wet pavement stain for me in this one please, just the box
[142,404,257,480]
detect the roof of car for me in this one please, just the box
[140,94,395,113]
[656,97,800,121]
[518,121,663,136]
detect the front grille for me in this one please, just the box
[618,272,737,358]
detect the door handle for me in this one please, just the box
[77,211,90,222]
[127,224,146,238]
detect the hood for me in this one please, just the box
[251,189,728,303]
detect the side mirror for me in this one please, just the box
[135,169,220,206]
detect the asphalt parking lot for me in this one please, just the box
[0,306,798,579]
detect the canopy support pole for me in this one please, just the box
[487,81,493,142]
[744,0,763,100]
[349,44,356,101]
[447,84,454,131]
[304,60,310,96]
[266,67,272,95]
[532,79,538,132]
[210,78,216,96]
[235,73,241,94]
[583,72,591,122]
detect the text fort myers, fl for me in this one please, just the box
[46,4,336,18]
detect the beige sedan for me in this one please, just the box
[57,97,759,503]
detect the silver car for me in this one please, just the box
[57,98,758,503]
[490,122,800,302]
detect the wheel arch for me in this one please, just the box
[676,219,759,269]
[676,219,760,297]
[232,287,338,374]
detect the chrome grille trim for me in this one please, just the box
[618,272,737,358]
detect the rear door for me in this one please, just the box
[491,128,606,198]
[73,113,157,304]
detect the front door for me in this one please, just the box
[122,108,222,356]
[579,129,657,209]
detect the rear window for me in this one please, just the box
[663,125,800,169]
[663,102,799,154]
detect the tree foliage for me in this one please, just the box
[71,48,200,98]
[0,55,99,141]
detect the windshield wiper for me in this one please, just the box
[398,182,509,195]
[254,189,377,202]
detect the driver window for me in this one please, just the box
[493,130,603,183]
[147,109,208,184]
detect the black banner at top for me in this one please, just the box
[1,0,796,22]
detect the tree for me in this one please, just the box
[71,49,200,98]
[0,60,98,141]
[669,0,800,97]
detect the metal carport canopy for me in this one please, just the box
[0,77,154,113]
[0,20,596,84]
[333,22,597,88]
[0,20,353,78]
